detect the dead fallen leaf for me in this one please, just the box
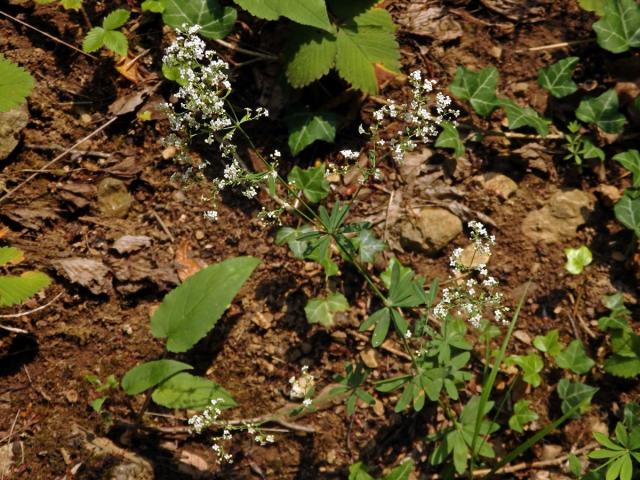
[108,83,160,117]
[105,157,144,179]
[55,257,112,295]
[115,55,141,83]
[57,183,96,209]
[112,235,152,254]
[177,450,209,477]
[175,240,207,282]
[397,5,463,42]
[3,204,60,230]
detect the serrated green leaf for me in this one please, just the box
[576,89,626,133]
[162,0,237,39]
[593,0,640,53]
[335,8,400,94]
[141,0,165,13]
[556,339,595,374]
[533,329,563,357]
[564,245,593,275]
[0,247,24,267]
[500,99,550,136]
[348,462,375,480]
[605,355,640,378]
[304,292,348,327]
[151,257,260,352]
[508,399,539,433]
[286,27,337,88]
[450,66,499,117]
[122,359,193,395]
[83,27,106,53]
[60,0,82,10]
[102,9,130,30]
[382,459,413,480]
[151,372,236,410]
[557,379,598,416]
[234,0,332,31]
[103,30,129,57]
[286,110,338,155]
[506,353,544,387]
[614,150,640,188]
[435,121,465,157]
[614,192,640,236]
[538,57,579,98]
[578,0,607,15]
[287,165,330,203]
[0,56,34,112]
[354,229,384,263]
[0,271,51,307]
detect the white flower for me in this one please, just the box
[203,210,218,221]
[340,149,360,160]
[303,398,312,407]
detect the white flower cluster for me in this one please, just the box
[433,221,509,328]
[367,70,459,164]
[289,365,314,399]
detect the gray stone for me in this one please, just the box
[97,178,134,218]
[482,172,518,199]
[0,103,29,161]
[521,189,594,243]
[400,207,462,254]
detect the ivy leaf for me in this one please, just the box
[0,272,51,307]
[353,229,384,263]
[506,353,544,387]
[304,292,349,327]
[499,99,550,136]
[575,89,626,133]
[537,57,579,98]
[508,399,539,433]
[275,225,314,259]
[151,257,260,352]
[162,0,237,39]
[233,0,332,32]
[121,359,193,395]
[614,150,640,188]
[564,245,593,275]
[533,329,563,357]
[287,165,330,203]
[557,379,598,416]
[151,372,236,410]
[103,8,130,30]
[0,56,35,112]
[435,121,465,157]
[286,28,337,88]
[102,31,129,57]
[556,340,595,374]
[334,8,401,94]
[286,110,338,155]
[614,192,640,236]
[450,66,499,117]
[592,0,640,53]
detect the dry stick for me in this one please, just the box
[522,38,595,52]
[0,10,97,60]
[349,329,412,361]
[0,292,64,320]
[150,209,175,243]
[24,143,111,159]
[0,409,20,445]
[0,116,117,205]
[213,38,278,61]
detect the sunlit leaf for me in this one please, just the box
[0,56,34,112]
[122,359,193,395]
[151,372,236,410]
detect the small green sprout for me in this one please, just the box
[564,245,593,275]
[82,9,131,57]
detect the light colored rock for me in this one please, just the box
[539,444,563,461]
[458,243,491,269]
[521,189,594,243]
[400,207,462,254]
[596,184,621,207]
[0,103,29,161]
[0,443,16,478]
[112,235,151,254]
[97,178,134,218]
[360,348,379,369]
[482,172,518,199]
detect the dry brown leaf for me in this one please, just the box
[175,240,207,282]
[0,226,9,239]
[115,55,140,83]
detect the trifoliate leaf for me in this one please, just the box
[592,0,640,53]
[533,329,563,357]
[102,30,129,57]
[575,89,626,133]
[305,292,349,327]
[286,110,338,155]
[151,257,260,352]
[102,9,130,30]
[557,379,598,416]
[82,27,106,53]
[233,0,332,32]
[334,8,401,94]
[556,340,595,374]
[450,66,499,117]
[508,399,539,433]
[614,150,640,188]
[122,359,193,395]
[506,353,544,387]
[285,28,337,88]
[162,0,237,39]
[151,372,236,410]
[0,247,24,267]
[499,99,550,136]
[578,0,607,15]
[287,165,330,203]
[537,57,579,98]
[435,121,465,157]
[141,0,165,12]
[564,245,593,275]
[0,271,51,307]
[614,192,640,236]
[0,56,34,112]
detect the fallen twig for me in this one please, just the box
[0,292,64,319]
[24,143,111,159]
[213,38,278,61]
[522,39,595,52]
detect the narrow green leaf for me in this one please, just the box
[151,372,236,410]
[593,0,640,53]
[576,89,626,133]
[372,309,391,347]
[122,359,193,395]
[450,66,499,117]
[348,462,375,480]
[537,57,579,98]
[286,110,338,155]
[151,257,260,352]
[162,0,237,39]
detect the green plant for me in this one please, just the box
[563,121,605,166]
[82,9,131,57]
[598,293,640,378]
[34,0,82,10]
[565,245,593,275]
[0,246,51,307]
[348,459,413,480]
[85,374,118,413]
[592,0,640,53]
[614,150,640,237]
[0,56,34,113]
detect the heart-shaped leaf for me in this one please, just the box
[450,66,499,117]
[575,89,626,133]
[122,359,193,395]
[286,110,338,156]
[556,340,595,374]
[305,292,349,327]
[538,57,579,98]
[151,372,236,410]
[593,0,640,53]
